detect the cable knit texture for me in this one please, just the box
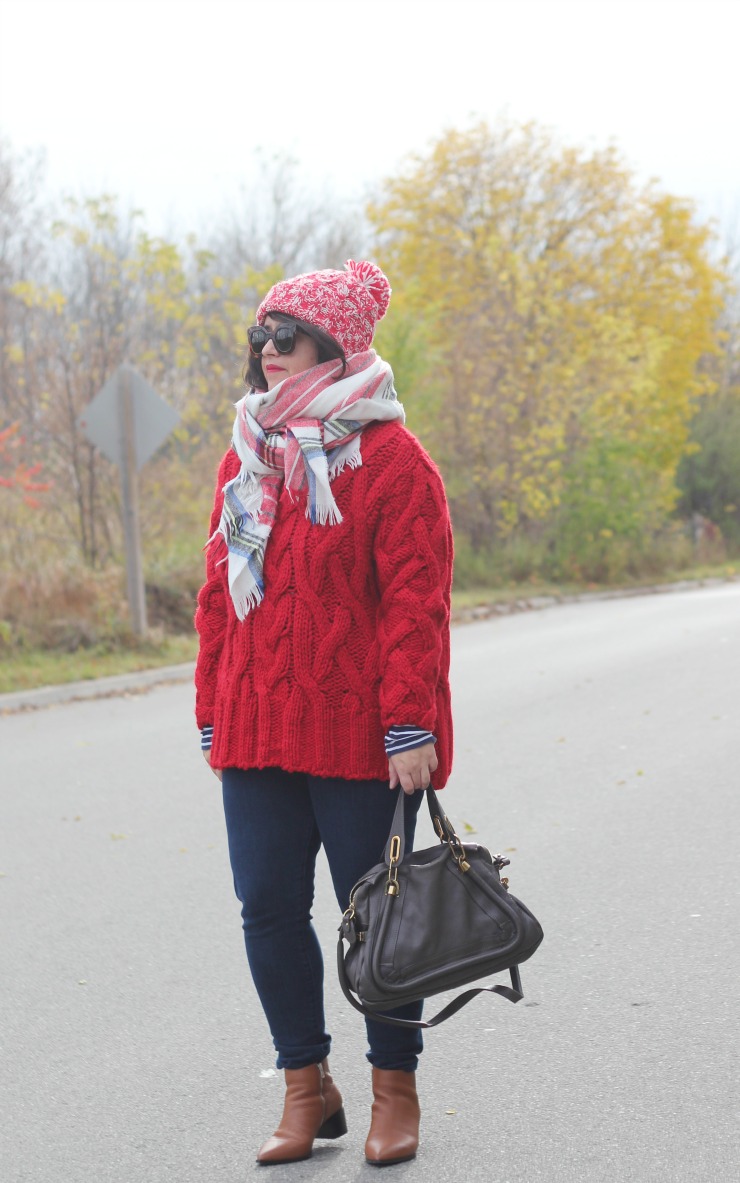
[194,422,453,788]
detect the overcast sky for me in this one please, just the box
[1,0,739,240]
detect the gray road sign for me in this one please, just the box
[79,364,179,469]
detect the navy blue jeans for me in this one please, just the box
[221,767,424,1071]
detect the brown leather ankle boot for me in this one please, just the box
[256,1059,346,1165]
[364,1068,420,1166]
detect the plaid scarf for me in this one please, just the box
[211,351,404,619]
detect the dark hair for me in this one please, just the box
[243,311,347,391]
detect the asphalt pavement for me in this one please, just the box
[1,584,738,1182]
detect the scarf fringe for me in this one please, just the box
[233,584,264,621]
[328,437,363,482]
[307,498,344,526]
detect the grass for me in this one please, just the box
[451,581,581,610]
[450,560,739,610]
[0,634,199,696]
[1,560,737,696]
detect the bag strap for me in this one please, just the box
[382,785,409,863]
[336,938,523,1029]
[382,785,457,866]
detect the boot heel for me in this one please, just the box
[317,1106,347,1139]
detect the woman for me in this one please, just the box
[195,260,453,1166]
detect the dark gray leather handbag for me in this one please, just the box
[337,786,544,1028]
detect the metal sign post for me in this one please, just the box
[79,366,180,637]
[117,369,148,634]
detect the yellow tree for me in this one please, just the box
[369,121,726,574]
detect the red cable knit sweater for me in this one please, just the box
[194,421,453,788]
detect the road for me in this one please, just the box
[1,584,738,1182]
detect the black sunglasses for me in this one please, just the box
[248,324,299,356]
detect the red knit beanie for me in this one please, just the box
[256,259,391,357]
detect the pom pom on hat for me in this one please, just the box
[256,259,392,357]
[345,259,391,319]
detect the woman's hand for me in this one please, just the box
[388,742,438,795]
[202,749,223,782]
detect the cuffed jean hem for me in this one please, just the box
[364,999,424,1071]
[276,1039,332,1071]
[366,1054,419,1072]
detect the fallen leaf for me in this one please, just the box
[445,1109,456,1116]
[110,833,128,840]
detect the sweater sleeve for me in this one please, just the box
[194,451,237,731]
[371,435,453,734]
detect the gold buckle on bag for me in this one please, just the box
[386,834,401,896]
[449,832,471,874]
[435,812,470,873]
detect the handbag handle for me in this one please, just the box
[336,941,523,1028]
[382,785,458,866]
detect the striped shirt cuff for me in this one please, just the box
[384,726,437,756]
[200,726,214,751]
